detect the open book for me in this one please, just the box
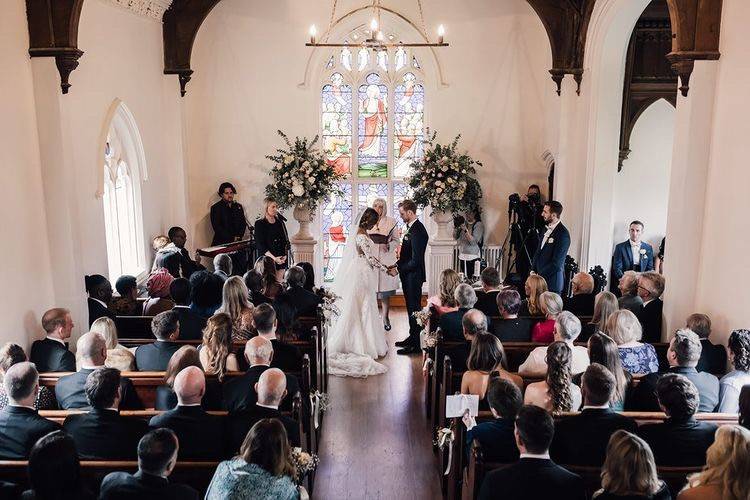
[368,224,397,245]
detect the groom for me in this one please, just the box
[388,200,428,355]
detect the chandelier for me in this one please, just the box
[306,0,448,49]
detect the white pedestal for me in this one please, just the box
[291,237,317,266]
[427,209,456,297]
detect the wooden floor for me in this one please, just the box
[314,307,441,499]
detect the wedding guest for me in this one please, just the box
[443,309,487,373]
[253,197,290,283]
[135,310,182,371]
[461,378,522,462]
[24,431,94,500]
[271,292,300,341]
[199,313,239,381]
[244,270,272,306]
[143,262,176,316]
[740,386,750,431]
[439,283,478,341]
[524,341,582,414]
[213,254,232,283]
[609,309,659,375]
[475,267,502,318]
[170,278,207,341]
[531,292,563,343]
[718,329,750,413]
[687,313,727,374]
[493,289,533,342]
[593,430,670,500]
[580,291,619,342]
[297,262,316,292]
[90,316,135,371]
[254,255,283,299]
[166,226,205,279]
[369,197,400,331]
[278,266,322,318]
[636,271,665,343]
[206,419,299,500]
[579,333,631,411]
[0,343,56,410]
[454,208,484,277]
[462,333,523,405]
[188,270,223,318]
[110,275,140,316]
[30,307,76,372]
[564,272,596,317]
[152,246,182,279]
[678,425,750,500]
[519,311,590,377]
[216,276,254,342]
[254,304,303,372]
[617,270,643,314]
[423,269,461,335]
[520,274,548,317]
[154,346,223,411]
[530,201,571,295]
[86,274,116,326]
[612,221,655,285]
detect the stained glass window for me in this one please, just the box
[393,73,424,178]
[393,182,422,230]
[358,73,388,178]
[321,183,353,282]
[341,46,352,71]
[321,73,352,176]
[357,183,388,210]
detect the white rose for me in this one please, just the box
[436,187,443,193]
[437,173,443,178]
[441,166,448,172]
[303,161,310,167]
[292,183,305,197]
[441,156,447,162]
[284,155,294,164]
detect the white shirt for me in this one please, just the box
[520,452,550,460]
[540,220,561,250]
[582,404,610,410]
[45,336,66,346]
[630,240,641,265]
[256,402,279,410]
[91,297,109,309]
[518,344,590,377]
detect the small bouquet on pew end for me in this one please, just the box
[315,286,341,320]
[291,447,319,484]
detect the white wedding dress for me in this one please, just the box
[328,216,389,378]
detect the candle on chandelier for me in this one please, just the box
[309,25,317,44]
[376,30,385,42]
[370,18,378,32]
[438,24,445,44]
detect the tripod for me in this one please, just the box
[500,209,536,279]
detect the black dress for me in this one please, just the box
[254,217,289,268]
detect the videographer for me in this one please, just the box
[453,207,484,277]
[508,185,545,281]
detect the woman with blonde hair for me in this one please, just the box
[423,269,461,336]
[580,291,619,342]
[200,313,239,381]
[368,197,400,331]
[594,430,670,499]
[678,425,750,500]
[253,197,290,283]
[520,274,548,316]
[524,341,582,414]
[608,309,659,375]
[461,333,523,407]
[89,317,135,371]
[530,292,563,343]
[217,276,254,342]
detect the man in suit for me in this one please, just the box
[687,313,727,374]
[167,226,205,279]
[492,289,533,342]
[277,266,322,317]
[563,272,596,317]
[478,405,585,500]
[55,331,142,410]
[86,274,117,327]
[227,368,301,454]
[617,270,644,314]
[638,374,718,466]
[29,308,76,372]
[170,278,207,341]
[611,220,655,289]
[438,284,478,342]
[636,271,665,343]
[98,428,200,499]
[223,336,299,412]
[149,366,224,460]
[63,367,148,459]
[213,254,232,282]
[552,364,637,465]
[444,309,487,372]
[135,310,182,371]
[531,201,571,294]
[0,362,61,459]
[462,378,522,462]
[391,199,428,355]
[474,267,502,318]
[253,303,303,372]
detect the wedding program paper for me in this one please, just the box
[445,394,479,418]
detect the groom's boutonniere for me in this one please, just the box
[639,249,647,256]
[548,237,554,244]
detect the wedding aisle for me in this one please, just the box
[313,307,441,499]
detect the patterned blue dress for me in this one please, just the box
[618,344,659,374]
[205,459,299,500]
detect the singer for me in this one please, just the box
[254,197,291,281]
[210,182,249,274]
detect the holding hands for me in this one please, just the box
[386,265,399,277]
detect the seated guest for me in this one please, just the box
[297,261,316,292]
[580,291,618,342]
[678,425,750,500]
[741,385,750,431]
[244,270,271,306]
[524,342,582,414]
[149,366,225,460]
[63,367,149,459]
[638,374,717,466]
[277,266,322,318]
[110,274,140,315]
[199,313,240,381]
[214,253,232,282]
[90,316,135,371]
[217,276,255,342]
[593,430,670,500]
[85,274,116,326]
[166,225,205,279]
[609,309,659,375]
[223,336,299,412]
[687,313,727,374]
[255,255,283,299]
[636,271,665,343]
[0,362,61,459]
[531,291,563,343]
[0,343,56,410]
[155,346,223,411]
[443,309,486,373]
[612,220,655,285]
[422,269,461,335]
[169,277,207,341]
[492,289,533,342]
[55,332,142,410]
[24,431,94,500]
[718,328,750,413]
[474,267,502,318]
[135,310,182,371]
[461,378,522,462]
[439,283,478,341]
[228,368,301,453]
[519,311,590,377]
[254,303,303,372]
[478,405,584,500]
[462,333,523,403]
[143,263,176,316]
[271,292,300,341]
[30,307,76,372]
[188,270,223,318]
[564,272,596,317]
[520,274,548,317]
[99,428,200,499]
[579,333,631,411]
[206,419,299,500]
[552,364,637,465]
[617,270,643,314]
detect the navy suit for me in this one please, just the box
[531,222,571,294]
[397,219,428,346]
[612,240,654,282]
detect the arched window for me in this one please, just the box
[102,102,147,282]
[320,29,426,282]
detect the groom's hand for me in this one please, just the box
[387,267,399,276]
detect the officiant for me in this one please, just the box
[254,197,291,282]
[368,198,400,331]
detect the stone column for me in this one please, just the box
[290,205,316,265]
[427,210,456,297]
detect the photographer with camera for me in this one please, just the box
[453,207,484,278]
[507,185,546,281]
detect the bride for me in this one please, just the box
[328,207,390,377]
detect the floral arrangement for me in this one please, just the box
[291,447,319,484]
[406,132,483,213]
[315,287,341,320]
[265,130,347,211]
